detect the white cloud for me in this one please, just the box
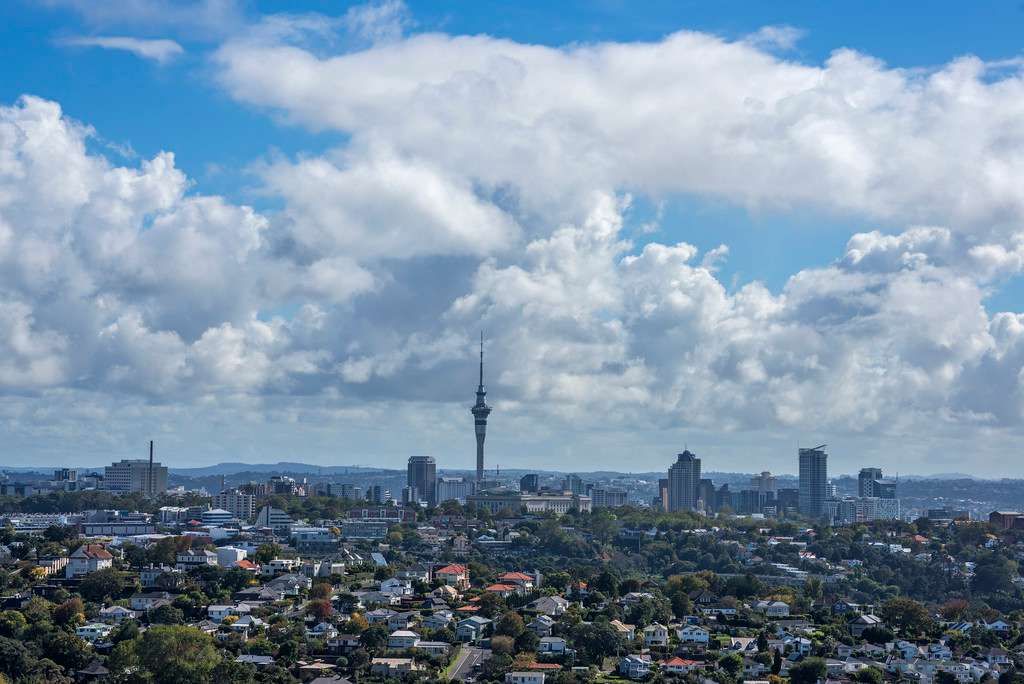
[9,14,1024,473]
[61,36,184,63]
[214,29,1024,242]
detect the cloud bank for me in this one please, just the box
[4,13,1024,472]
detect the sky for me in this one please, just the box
[1,1,1024,476]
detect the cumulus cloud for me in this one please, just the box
[214,29,1024,240]
[61,36,184,63]
[7,14,1024,472]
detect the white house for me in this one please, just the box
[643,623,669,648]
[76,623,113,643]
[208,604,250,622]
[66,545,113,578]
[98,605,139,623]
[388,630,421,650]
[506,673,545,684]
[678,625,710,644]
[538,636,567,654]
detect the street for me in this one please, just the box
[447,645,491,681]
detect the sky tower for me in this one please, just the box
[471,332,492,483]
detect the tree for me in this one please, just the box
[52,597,84,626]
[861,626,894,645]
[310,582,333,601]
[495,611,525,638]
[789,658,827,684]
[79,567,129,602]
[42,630,92,671]
[719,653,743,677]
[515,629,540,653]
[0,611,26,638]
[253,543,280,565]
[936,672,959,684]
[359,625,388,649]
[306,599,333,621]
[136,625,221,684]
[0,637,34,680]
[151,604,185,625]
[880,597,932,635]
[491,635,515,656]
[854,667,884,684]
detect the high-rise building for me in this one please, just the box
[858,468,883,497]
[471,334,492,483]
[54,468,77,482]
[212,490,256,520]
[436,477,473,504]
[658,478,669,511]
[105,459,168,495]
[407,456,437,506]
[798,446,828,519]
[563,474,584,495]
[698,478,716,513]
[667,450,701,512]
[858,467,897,499]
[591,486,628,508]
[519,474,539,493]
[750,471,776,493]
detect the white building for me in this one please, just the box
[201,509,234,527]
[255,506,293,535]
[104,459,168,494]
[212,490,256,521]
[216,546,247,568]
[66,544,113,578]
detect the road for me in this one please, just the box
[448,646,491,681]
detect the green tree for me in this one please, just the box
[0,611,26,638]
[150,604,185,625]
[854,667,884,684]
[79,567,130,602]
[136,625,221,684]
[52,597,85,626]
[880,597,932,635]
[719,653,743,677]
[495,611,525,638]
[789,658,827,684]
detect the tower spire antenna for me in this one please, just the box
[479,331,484,390]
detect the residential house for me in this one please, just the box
[663,657,701,675]
[538,636,567,654]
[98,605,139,623]
[76,623,113,643]
[619,654,651,680]
[130,592,173,612]
[528,615,555,637]
[369,657,422,678]
[435,564,470,590]
[506,673,546,684]
[849,614,883,637]
[643,622,669,648]
[387,630,421,650]
[456,616,492,642]
[753,600,791,617]
[677,625,710,644]
[610,619,636,640]
[66,545,113,578]
[503,671,544,684]
[525,595,569,616]
[176,549,217,570]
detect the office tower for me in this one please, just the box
[667,450,701,512]
[366,485,388,504]
[212,490,256,520]
[105,458,168,494]
[471,333,492,483]
[858,468,883,497]
[563,474,584,495]
[750,471,776,493]
[798,445,828,519]
[826,481,838,498]
[520,474,539,493]
[698,478,716,513]
[54,468,77,482]
[401,486,419,505]
[407,456,437,506]
[658,478,669,512]
[776,487,800,514]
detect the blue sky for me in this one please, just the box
[0,1,1023,475]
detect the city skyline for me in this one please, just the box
[2,2,1024,475]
